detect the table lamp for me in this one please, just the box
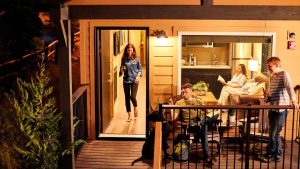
[248,59,258,79]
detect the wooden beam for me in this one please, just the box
[58,19,75,169]
[52,6,75,168]
[69,5,300,20]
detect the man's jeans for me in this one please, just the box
[189,114,219,157]
[268,109,288,156]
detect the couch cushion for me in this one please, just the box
[254,73,269,89]
[242,82,258,94]
[250,82,265,95]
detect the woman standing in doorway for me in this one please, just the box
[119,43,143,122]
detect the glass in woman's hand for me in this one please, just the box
[121,65,127,72]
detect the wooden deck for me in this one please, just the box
[75,140,151,169]
[76,140,300,169]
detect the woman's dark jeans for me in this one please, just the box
[123,82,138,112]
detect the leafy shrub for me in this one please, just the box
[6,61,62,169]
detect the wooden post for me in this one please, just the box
[54,6,75,169]
[153,122,162,169]
[202,0,213,6]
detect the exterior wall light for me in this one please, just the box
[153,29,168,38]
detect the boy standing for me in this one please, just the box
[261,57,297,162]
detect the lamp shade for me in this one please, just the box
[248,59,258,72]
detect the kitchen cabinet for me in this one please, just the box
[182,67,231,98]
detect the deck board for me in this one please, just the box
[76,140,300,169]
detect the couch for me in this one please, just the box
[230,73,269,105]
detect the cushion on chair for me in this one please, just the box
[249,82,265,95]
[241,82,258,94]
[230,73,269,105]
[254,73,269,89]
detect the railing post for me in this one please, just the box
[245,108,251,169]
[153,121,162,169]
[159,103,163,117]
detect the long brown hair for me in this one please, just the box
[239,64,247,77]
[121,43,137,64]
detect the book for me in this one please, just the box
[217,75,226,84]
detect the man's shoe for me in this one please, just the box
[204,155,212,163]
[275,155,281,162]
[260,154,274,163]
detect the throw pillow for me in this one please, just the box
[241,82,258,94]
[250,82,265,95]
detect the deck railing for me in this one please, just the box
[153,104,300,169]
[0,40,58,80]
[72,84,88,157]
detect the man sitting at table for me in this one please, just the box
[169,83,219,163]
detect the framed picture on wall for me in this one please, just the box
[120,30,123,46]
[119,30,128,53]
[123,30,126,45]
[114,66,117,101]
[117,31,120,54]
[113,31,120,56]
[113,32,118,56]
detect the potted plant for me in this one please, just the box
[192,81,209,95]
[228,109,236,123]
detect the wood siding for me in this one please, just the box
[150,37,178,107]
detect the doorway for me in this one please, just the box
[95,27,149,138]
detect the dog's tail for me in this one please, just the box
[131,156,144,166]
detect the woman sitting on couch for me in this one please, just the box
[218,64,247,105]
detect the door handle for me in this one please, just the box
[107,73,112,83]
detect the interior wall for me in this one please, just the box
[81,19,300,139]
[182,46,228,65]
[111,30,121,117]
[129,30,141,60]
[141,31,147,65]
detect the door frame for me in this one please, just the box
[94,27,149,139]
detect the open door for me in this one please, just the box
[95,28,148,138]
[101,30,114,131]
